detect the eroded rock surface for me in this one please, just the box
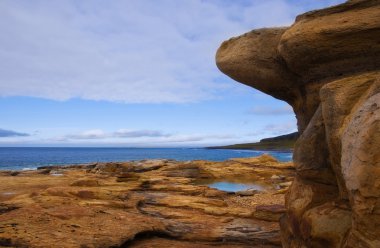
[0,155,294,248]
[216,0,380,247]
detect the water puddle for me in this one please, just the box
[194,179,267,193]
[208,182,264,192]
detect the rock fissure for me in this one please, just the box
[114,230,176,248]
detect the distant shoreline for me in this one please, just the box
[0,147,293,171]
[206,147,294,152]
[206,132,298,152]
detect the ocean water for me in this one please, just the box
[0,147,292,171]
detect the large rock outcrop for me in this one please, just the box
[216,0,380,247]
[0,156,294,247]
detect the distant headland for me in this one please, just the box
[207,132,299,151]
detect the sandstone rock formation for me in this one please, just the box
[0,156,294,247]
[216,0,380,247]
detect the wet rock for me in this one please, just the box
[235,189,259,196]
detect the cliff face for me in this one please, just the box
[216,0,380,247]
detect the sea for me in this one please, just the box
[0,147,293,171]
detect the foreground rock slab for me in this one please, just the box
[0,155,294,248]
[216,0,380,247]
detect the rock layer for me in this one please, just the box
[216,0,380,247]
[0,156,294,248]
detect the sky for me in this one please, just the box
[0,0,345,147]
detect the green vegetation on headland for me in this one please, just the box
[207,132,299,151]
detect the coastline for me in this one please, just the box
[207,132,298,151]
[0,155,294,247]
[0,147,293,171]
[206,147,294,152]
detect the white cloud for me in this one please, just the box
[0,128,29,137]
[57,129,170,140]
[0,0,344,103]
[158,134,237,143]
[263,122,297,135]
[43,128,239,146]
[66,129,107,140]
[114,129,170,138]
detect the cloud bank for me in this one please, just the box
[0,128,29,137]
[0,0,344,103]
[0,128,235,147]
[263,122,297,135]
[63,129,170,140]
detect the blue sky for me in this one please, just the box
[0,0,345,147]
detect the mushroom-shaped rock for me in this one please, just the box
[216,0,380,247]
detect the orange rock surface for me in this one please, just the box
[216,0,380,247]
[0,155,294,247]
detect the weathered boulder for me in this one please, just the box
[216,0,380,247]
[235,189,258,196]
[254,204,286,222]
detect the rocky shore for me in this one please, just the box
[0,155,294,247]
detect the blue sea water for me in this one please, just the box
[0,147,292,171]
